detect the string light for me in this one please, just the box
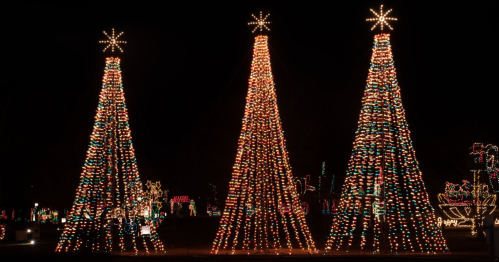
[248,11,271,33]
[211,17,315,254]
[325,15,447,253]
[0,224,5,240]
[55,32,164,254]
[366,5,397,31]
[470,143,499,193]
[99,28,126,53]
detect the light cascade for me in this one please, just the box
[212,32,316,254]
[325,32,447,254]
[55,52,164,253]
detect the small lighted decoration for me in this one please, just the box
[141,226,151,236]
[301,202,309,216]
[99,28,126,53]
[470,143,499,193]
[172,196,190,203]
[366,5,398,31]
[0,210,7,220]
[323,199,337,215]
[207,183,220,216]
[248,11,271,33]
[444,220,458,227]
[438,180,497,227]
[189,200,197,217]
[35,208,59,224]
[0,224,5,240]
[141,181,164,223]
[294,175,316,196]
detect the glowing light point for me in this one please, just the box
[99,28,126,53]
[366,5,397,31]
[248,11,271,33]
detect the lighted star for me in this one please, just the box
[366,5,398,31]
[248,11,271,33]
[99,28,126,53]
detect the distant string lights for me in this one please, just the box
[470,143,499,193]
[438,180,496,228]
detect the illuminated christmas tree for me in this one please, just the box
[56,29,164,253]
[325,6,447,254]
[212,12,316,254]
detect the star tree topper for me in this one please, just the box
[99,28,126,53]
[366,5,397,31]
[248,11,271,33]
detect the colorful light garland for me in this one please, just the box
[142,181,163,221]
[438,143,499,232]
[325,12,447,253]
[0,224,5,240]
[470,143,499,193]
[211,13,316,254]
[55,30,164,253]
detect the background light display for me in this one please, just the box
[470,143,499,193]
[438,180,496,228]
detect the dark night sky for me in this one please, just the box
[0,1,498,211]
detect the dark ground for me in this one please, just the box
[0,214,492,261]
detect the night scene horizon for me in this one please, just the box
[0,1,498,259]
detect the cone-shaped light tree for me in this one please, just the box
[212,12,316,254]
[56,29,164,254]
[325,6,447,254]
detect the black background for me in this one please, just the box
[0,1,497,212]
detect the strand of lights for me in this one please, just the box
[325,29,447,254]
[0,210,7,220]
[211,29,316,255]
[37,208,60,224]
[143,181,164,224]
[55,31,163,253]
[366,5,398,31]
[319,162,325,203]
[0,224,5,240]
[470,143,499,193]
